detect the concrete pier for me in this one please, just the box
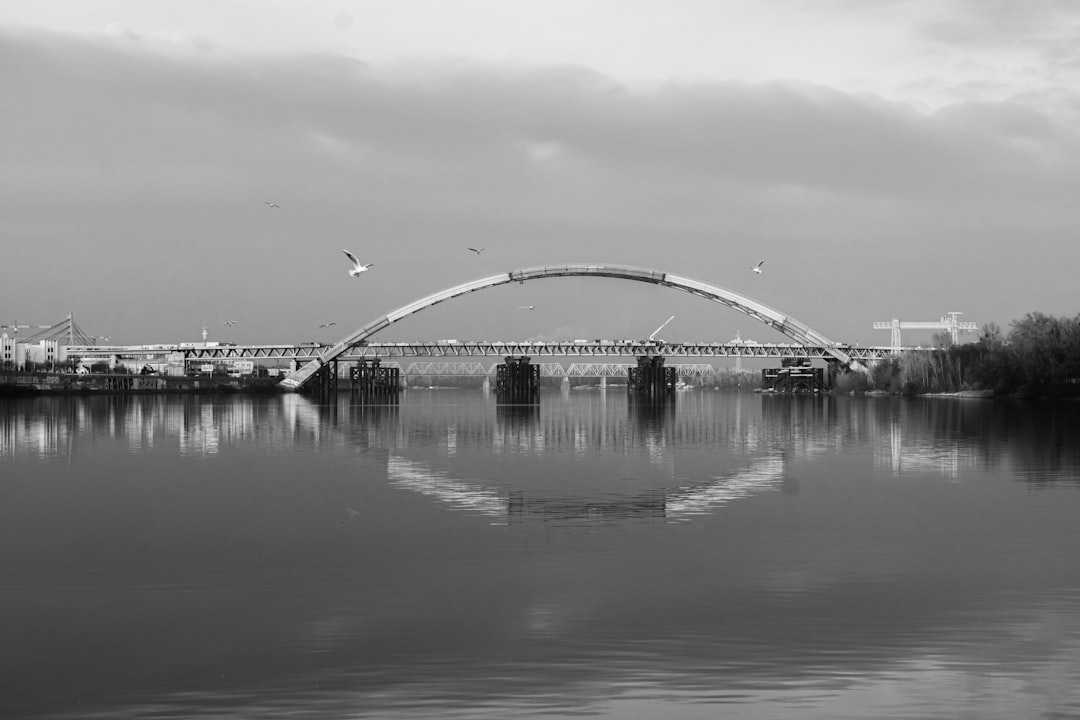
[627,356,676,397]
[350,358,401,397]
[496,356,540,403]
[761,359,824,393]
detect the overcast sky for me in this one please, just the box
[3,1,1079,346]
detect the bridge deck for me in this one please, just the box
[66,341,903,362]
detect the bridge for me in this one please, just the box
[63,340,897,363]
[278,262,873,391]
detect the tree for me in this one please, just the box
[1007,312,1080,386]
[979,322,1004,348]
[931,331,953,349]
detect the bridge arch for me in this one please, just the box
[279,263,853,390]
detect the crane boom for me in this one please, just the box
[648,315,676,341]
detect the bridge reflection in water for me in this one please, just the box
[3,391,1078,490]
[385,451,788,525]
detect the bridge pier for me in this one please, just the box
[350,358,401,398]
[761,359,824,393]
[310,360,338,397]
[628,356,676,397]
[496,356,540,404]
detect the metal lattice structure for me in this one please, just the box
[873,312,978,350]
[401,361,733,378]
[63,340,904,364]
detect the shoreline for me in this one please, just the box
[0,371,281,396]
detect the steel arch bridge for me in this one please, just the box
[279,263,856,391]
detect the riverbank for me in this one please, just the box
[0,371,281,396]
[862,385,1080,399]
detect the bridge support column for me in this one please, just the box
[350,359,401,398]
[310,360,338,397]
[628,356,676,397]
[761,359,824,393]
[496,356,540,404]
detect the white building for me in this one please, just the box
[1,333,18,368]
[24,340,62,367]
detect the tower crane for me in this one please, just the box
[1,320,51,336]
[873,311,978,350]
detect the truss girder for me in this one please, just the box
[340,342,893,360]
[381,362,755,378]
[63,342,898,363]
[405,361,490,376]
[279,263,858,390]
[568,363,628,377]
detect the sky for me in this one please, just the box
[3,0,1080,347]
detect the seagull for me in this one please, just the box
[223,320,238,327]
[517,304,540,310]
[264,201,280,208]
[338,507,362,525]
[317,321,337,329]
[468,247,485,255]
[343,249,373,277]
[752,260,765,275]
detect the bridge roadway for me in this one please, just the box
[66,340,900,363]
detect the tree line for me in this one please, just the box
[838,311,1080,396]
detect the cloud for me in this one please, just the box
[2,25,1079,344]
[915,0,1080,47]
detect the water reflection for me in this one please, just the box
[3,393,1080,488]
[388,455,509,522]
[3,391,1080,719]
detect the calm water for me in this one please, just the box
[2,389,1080,719]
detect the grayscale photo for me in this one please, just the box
[3,2,1080,718]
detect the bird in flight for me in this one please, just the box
[338,507,362,525]
[317,321,337,329]
[343,249,373,277]
[752,261,765,275]
[517,304,540,310]
[223,320,238,327]
[264,201,280,208]
[468,247,485,255]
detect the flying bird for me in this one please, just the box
[468,247,485,255]
[517,304,540,310]
[752,261,765,274]
[343,249,373,277]
[338,507,362,525]
[223,320,238,327]
[264,201,280,208]
[317,321,337,329]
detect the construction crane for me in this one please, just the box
[647,315,676,342]
[1,320,51,336]
[873,311,978,350]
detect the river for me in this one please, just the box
[2,390,1079,719]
